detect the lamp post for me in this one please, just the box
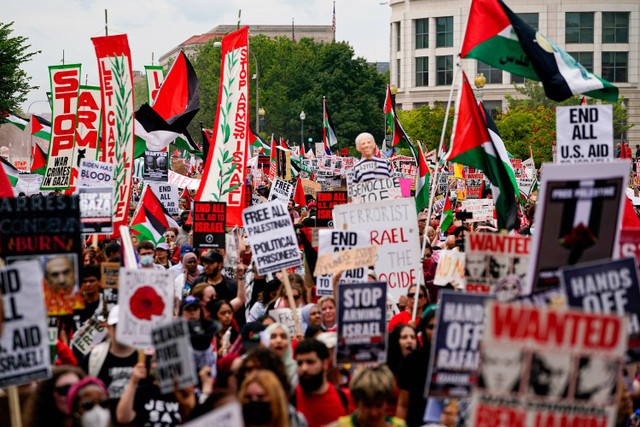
[299,110,306,147]
[259,108,265,133]
[390,84,398,110]
[474,73,486,102]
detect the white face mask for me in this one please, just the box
[80,405,110,427]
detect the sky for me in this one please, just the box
[5,0,391,116]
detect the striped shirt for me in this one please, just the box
[352,156,393,184]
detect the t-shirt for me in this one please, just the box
[397,346,430,427]
[294,384,354,427]
[352,157,393,184]
[132,382,182,427]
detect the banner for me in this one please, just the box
[556,105,613,164]
[144,65,164,106]
[425,291,490,398]
[300,177,322,199]
[242,201,302,275]
[92,34,136,233]
[78,159,114,188]
[148,183,179,216]
[469,302,627,427]
[151,319,197,394]
[168,170,200,190]
[268,177,294,203]
[42,64,81,190]
[0,261,52,387]
[79,187,113,234]
[143,151,169,182]
[193,202,226,249]
[336,281,387,365]
[117,268,174,349]
[350,177,402,203]
[69,85,102,191]
[196,27,249,227]
[316,191,347,227]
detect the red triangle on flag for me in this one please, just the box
[294,177,307,207]
[622,197,640,229]
[31,115,43,135]
[461,0,511,58]
[31,143,47,172]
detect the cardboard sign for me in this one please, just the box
[336,281,386,365]
[316,230,370,296]
[333,198,421,303]
[268,177,294,203]
[316,191,347,227]
[434,250,466,290]
[561,257,640,361]
[71,318,107,356]
[117,268,174,349]
[152,319,197,394]
[464,233,531,297]
[300,178,322,199]
[101,262,119,289]
[526,161,629,293]
[0,261,52,387]
[143,150,169,181]
[268,308,303,336]
[79,187,113,234]
[469,302,627,427]
[425,291,491,398]
[193,202,226,249]
[181,401,243,427]
[148,183,179,216]
[243,201,301,275]
[314,246,378,276]
[556,105,613,164]
[78,159,114,188]
[350,177,402,203]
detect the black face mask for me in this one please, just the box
[242,401,272,425]
[299,370,324,393]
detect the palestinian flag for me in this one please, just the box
[440,193,453,232]
[446,72,520,230]
[249,125,269,156]
[323,98,338,155]
[462,0,618,102]
[391,113,418,161]
[31,115,51,140]
[383,84,394,129]
[130,186,179,245]
[294,177,307,207]
[1,157,19,188]
[31,143,48,175]
[1,112,29,130]
[415,140,431,213]
[202,126,213,161]
[268,135,277,180]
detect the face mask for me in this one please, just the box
[140,255,154,266]
[242,401,272,425]
[80,405,110,427]
[182,224,192,232]
[299,370,324,393]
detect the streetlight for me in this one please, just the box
[299,110,306,148]
[259,108,265,133]
[474,73,486,102]
[390,84,398,110]
[213,41,260,132]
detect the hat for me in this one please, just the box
[156,242,170,251]
[67,377,109,414]
[180,245,194,256]
[242,322,266,351]
[180,295,201,312]
[257,185,267,190]
[107,305,120,326]
[201,250,223,264]
[308,201,317,209]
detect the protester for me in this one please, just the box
[67,377,110,427]
[209,299,239,357]
[176,211,191,246]
[265,322,298,387]
[75,264,103,325]
[301,304,323,334]
[138,240,165,270]
[387,285,428,331]
[174,251,200,299]
[318,296,337,332]
[248,278,282,322]
[154,242,174,269]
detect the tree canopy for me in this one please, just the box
[0,22,39,114]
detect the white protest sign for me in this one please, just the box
[316,230,370,296]
[268,177,294,203]
[268,308,303,336]
[350,177,402,203]
[168,170,200,191]
[117,268,174,349]
[243,201,302,275]
[556,104,613,163]
[149,183,180,216]
[434,250,466,289]
[459,199,495,222]
[79,159,115,188]
[71,318,107,356]
[181,401,243,427]
[333,198,421,303]
[152,319,197,394]
[0,260,52,387]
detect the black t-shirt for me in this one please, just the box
[193,275,244,329]
[133,382,182,427]
[397,344,431,427]
[75,298,101,325]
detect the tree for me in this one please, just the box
[397,104,454,153]
[133,76,148,110]
[0,22,39,114]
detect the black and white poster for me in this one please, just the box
[143,150,169,182]
[268,177,294,203]
[152,319,197,394]
[149,183,179,216]
[556,105,613,164]
[79,187,113,234]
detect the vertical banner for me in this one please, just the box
[145,65,164,106]
[92,34,135,234]
[69,85,102,191]
[42,64,81,190]
[196,27,249,227]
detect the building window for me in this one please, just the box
[416,57,428,87]
[477,61,502,84]
[568,52,594,73]
[436,17,453,47]
[511,75,526,84]
[483,101,502,119]
[518,13,539,30]
[602,12,629,43]
[436,55,453,86]
[414,102,429,109]
[602,52,628,82]
[566,12,594,44]
[396,58,401,88]
[416,19,428,49]
[396,22,401,51]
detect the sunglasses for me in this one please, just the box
[80,399,110,411]
[54,384,72,396]
[407,293,425,298]
[165,234,175,238]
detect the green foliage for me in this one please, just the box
[133,77,148,110]
[0,22,39,114]
[396,104,454,152]
[188,36,388,149]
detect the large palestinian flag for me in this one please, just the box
[1,112,29,130]
[323,98,338,155]
[461,0,618,102]
[130,186,179,245]
[31,115,51,140]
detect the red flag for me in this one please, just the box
[0,163,13,198]
[294,177,307,207]
[268,135,277,180]
[180,187,191,206]
[622,197,640,229]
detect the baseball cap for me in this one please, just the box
[242,322,266,351]
[180,295,201,312]
[180,245,194,256]
[156,243,170,251]
[107,305,120,326]
[201,250,223,264]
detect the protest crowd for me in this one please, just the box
[2,3,640,427]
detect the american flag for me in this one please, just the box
[332,1,336,32]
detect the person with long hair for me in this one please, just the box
[386,325,418,378]
[239,370,292,427]
[318,296,337,332]
[208,299,239,357]
[248,279,281,322]
[67,377,110,427]
[265,322,298,388]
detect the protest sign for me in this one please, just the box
[152,319,197,394]
[71,318,107,357]
[561,257,640,361]
[224,231,240,268]
[275,146,292,181]
[143,150,169,182]
[268,177,294,203]
[515,286,565,306]
[14,173,43,196]
[316,191,347,227]
[181,401,243,427]
[243,201,301,275]
[464,233,531,297]
[300,178,321,199]
[465,173,484,199]
[469,301,627,427]
[336,281,387,365]
[333,198,421,303]
[510,159,523,178]
[434,250,466,290]
[79,187,113,234]
[268,308,303,336]
[437,172,452,194]
[458,199,495,222]
[0,261,51,387]
[101,262,119,289]
[168,170,200,190]
[148,183,179,216]
[525,161,629,294]
[193,202,226,249]
[316,230,370,296]
[314,246,378,277]
[518,177,537,200]
[426,291,490,398]
[350,177,402,203]
[78,159,114,188]
[117,268,174,349]
[556,105,613,164]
